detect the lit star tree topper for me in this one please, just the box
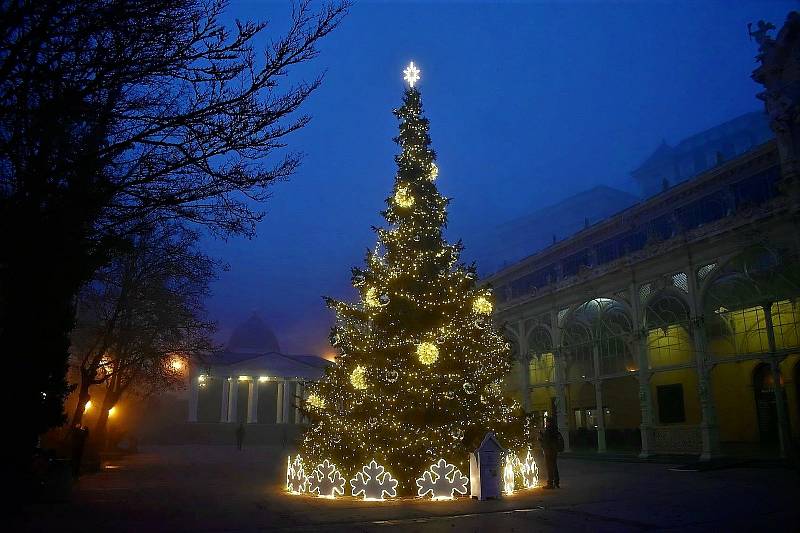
[403,61,421,87]
[300,62,524,496]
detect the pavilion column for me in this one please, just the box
[247,379,258,424]
[276,380,284,424]
[295,382,305,424]
[188,367,199,423]
[515,320,531,414]
[283,381,293,424]
[591,344,606,453]
[630,282,654,458]
[554,347,571,452]
[220,378,230,423]
[687,267,720,460]
[227,378,239,424]
[763,303,793,458]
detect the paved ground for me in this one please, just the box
[17,445,800,532]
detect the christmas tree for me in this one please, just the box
[301,62,523,495]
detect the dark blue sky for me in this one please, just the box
[205,0,795,356]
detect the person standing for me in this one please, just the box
[540,416,563,489]
[235,423,245,451]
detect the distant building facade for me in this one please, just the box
[632,111,773,198]
[187,313,328,425]
[471,186,638,275]
[486,14,800,459]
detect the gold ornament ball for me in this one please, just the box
[472,296,493,315]
[429,162,439,181]
[350,365,368,390]
[394,186,415,208]
[307,394,325,409]
[365,287,380,307]
[417,342,439,365]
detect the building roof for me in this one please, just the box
[205,351,328,380]
[226,312,281,353]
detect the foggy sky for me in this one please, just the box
[204,0,795,356]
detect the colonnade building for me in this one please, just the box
[486,14,800,459]
[187,313,328,426]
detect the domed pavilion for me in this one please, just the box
[187,312,328,425]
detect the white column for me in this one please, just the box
[630,282,654,458]
[554,351,571,452]
[276,381,284,424]
[283,381,293,424]
[188,368,199,423]
[591,344,607,453]
[687,267,720,460]
[763,303,792,458]
[594,379,607,453]
[227,378,239,423]
[515,320,531,413]
[294,382,304,424]
[220,378,230,423]
[247,379,258,424]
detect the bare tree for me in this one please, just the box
[70,221,216,449]
[0,0,348,466]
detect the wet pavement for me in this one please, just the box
[18,445,800,532]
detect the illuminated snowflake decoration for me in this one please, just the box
[416,459,469,500]
[350,365,368,390]
[472,296,493,315]
[403,61,421,87]
[307,459,346,499]
[416,342,439,365]
[520,449,539,489]
[503,454,516,494]
[350,460,399,500]
[286,455,308,494]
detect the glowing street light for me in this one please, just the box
[84,400,92,412]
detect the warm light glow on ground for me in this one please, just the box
[108,406,117,417]
[84,400,92,412]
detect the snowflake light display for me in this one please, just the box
[350,460,399,500]
[416,459,469,500]
[286,455,308,494]
[307,459,347,499]
[403,61,421,87]
[503,454,516,494]
[520,450,539,489]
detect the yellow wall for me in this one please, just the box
[650,369,701,425]
[603,377,641,430]
[711,361,760,442]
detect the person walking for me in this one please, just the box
[540,416,563,489]
[235,422,245,451]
